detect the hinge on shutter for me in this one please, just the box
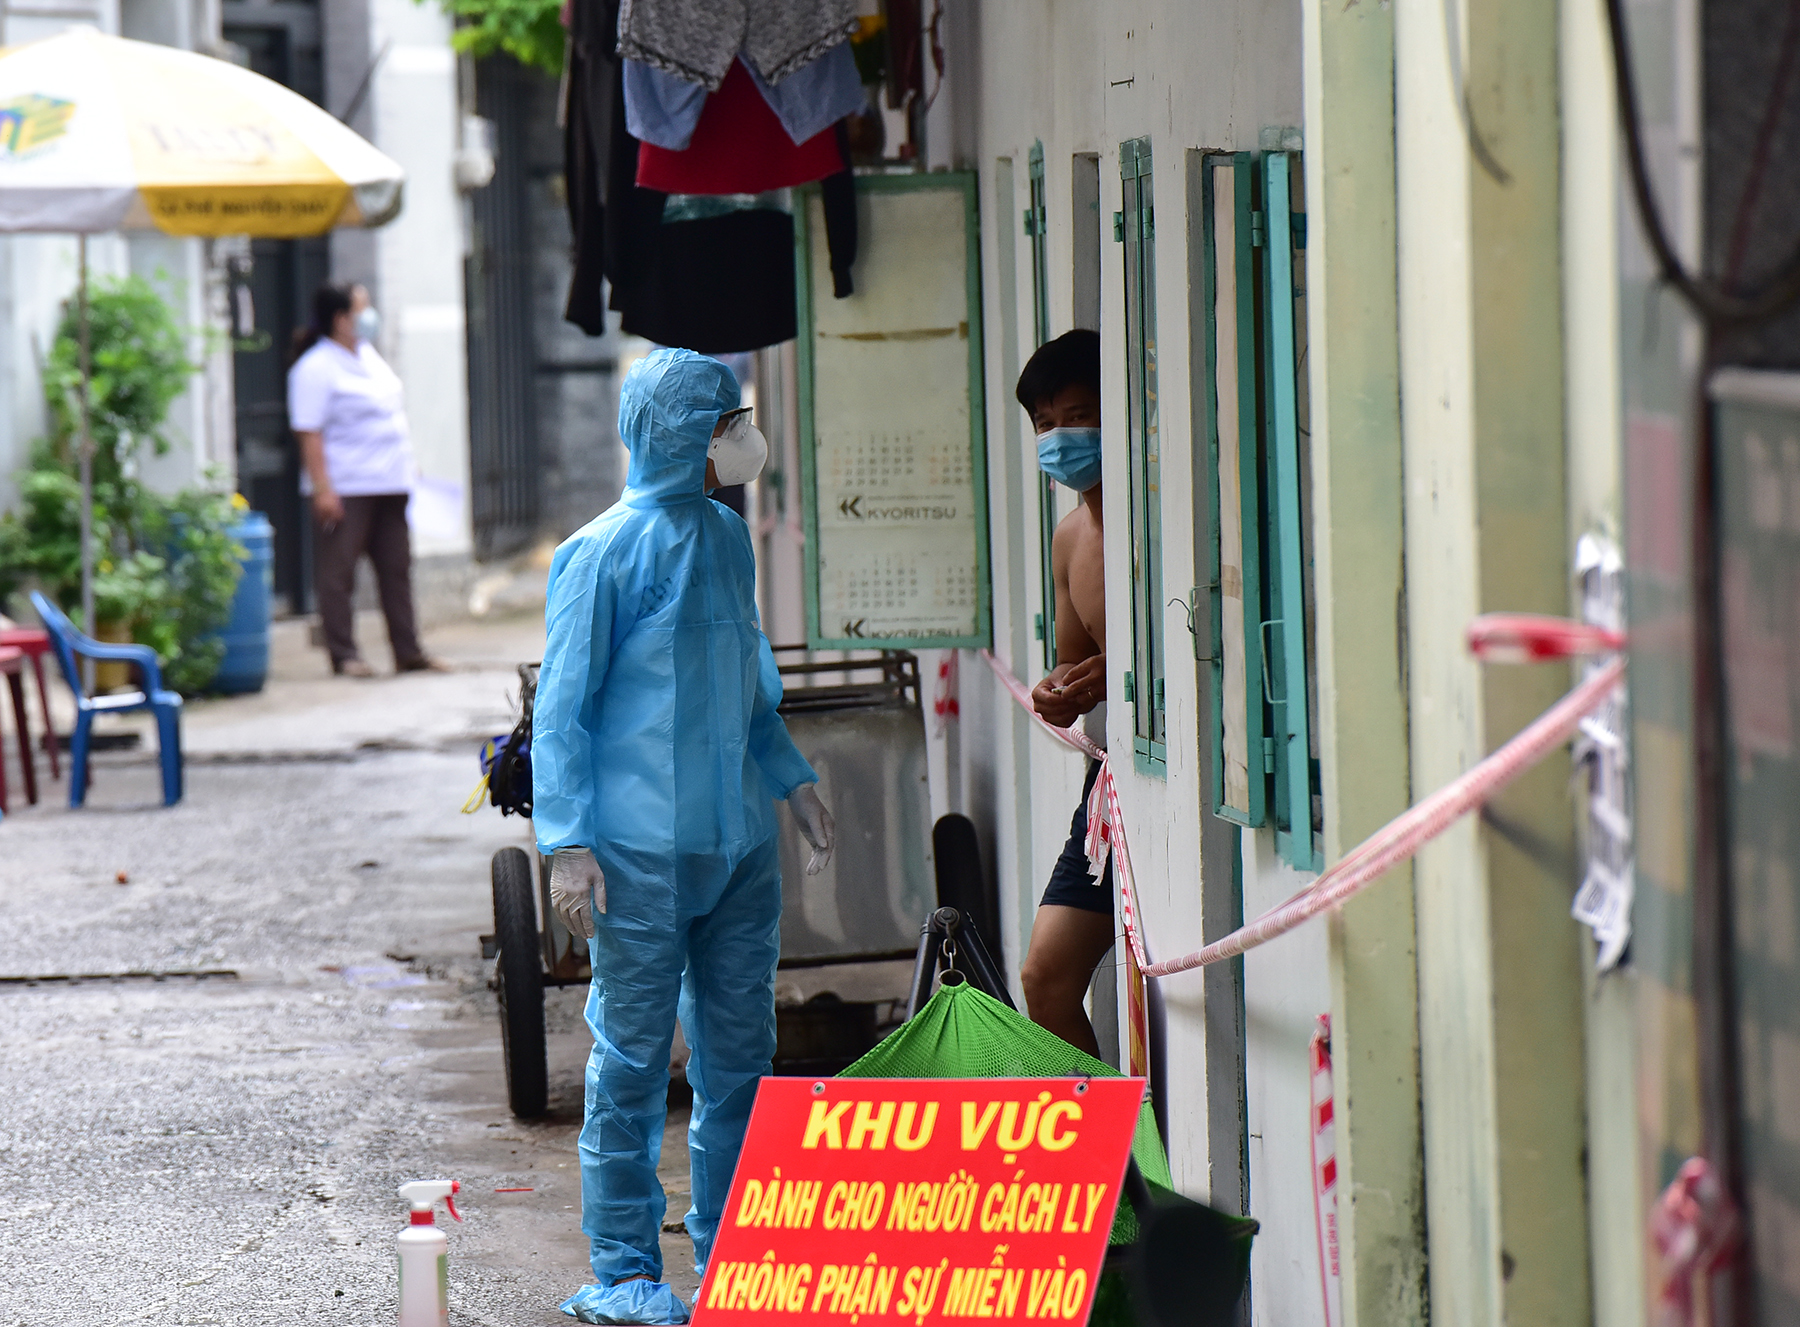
[1290,212,1308,249]
[1113,211,1125,242]
[1250,211,1267,248]
[1123,670,1136,702]
[1261,735,1277,765]
[1034,613,1045,641]
[1144,206,1154,238]
[1153,678,1165,711]
[1023,208,1037,237]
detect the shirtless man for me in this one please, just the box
[1014,330,1114,1057]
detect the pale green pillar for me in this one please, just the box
[1395,0,1593,1321]
[1302,0,1428,1322]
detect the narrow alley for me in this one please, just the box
[0,612,703,1324]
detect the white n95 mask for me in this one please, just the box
[709,409,768,486]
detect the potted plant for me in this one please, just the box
[90,548,168,690]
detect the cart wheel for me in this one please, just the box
[492,846,548,1119]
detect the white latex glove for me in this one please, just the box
[787,783,836,876]
[550,847,605,940]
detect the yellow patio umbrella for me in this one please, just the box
[0,25,405,637]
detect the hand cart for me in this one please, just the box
[478,648,944,1119]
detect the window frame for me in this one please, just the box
[1260,150,1320,871]
[1119,136,1166,775]
[1199,149,1320,865]
[1026,141,1060,670]
[1203,152,1267,824]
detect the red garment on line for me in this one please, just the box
[635,58,845,195]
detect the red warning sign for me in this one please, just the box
[693,1077,1145,1325]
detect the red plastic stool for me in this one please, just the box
[0,646,37,812]
[0,627,60,780]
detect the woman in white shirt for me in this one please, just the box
[287,282,446,677]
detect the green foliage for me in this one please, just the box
[42,274,199,489]
[0,520,24,610]
[429,0,564,77]
[1,469,100,608]
[92,549,169,627]
[139,487,245,694]
[0,278,245,694]
[0,471,244,694]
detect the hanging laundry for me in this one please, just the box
[625,39,863,152]
[563,0,859,345]
[561,0,623,335]
[621,58,706,151]
[617,0,858,91]
[636,58,843,195]
[745,39,864,147]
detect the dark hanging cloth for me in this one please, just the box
[820,122,857,298]
[562,0,622,335]
[602,55,667,312]
[615,206,798,353]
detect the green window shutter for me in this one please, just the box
[1203,152,1266,825]
[1120,136,1165,775]
[1197,147,1319,857]
[1027,142,1051,346]
[1261,151,1320,871]
[1027,141,1061,671]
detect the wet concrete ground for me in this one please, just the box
[0,612,702,1324]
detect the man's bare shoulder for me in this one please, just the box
[1051,504,1102,562]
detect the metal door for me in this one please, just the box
[466,55,539,559]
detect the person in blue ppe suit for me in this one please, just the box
[533,347,836,1326]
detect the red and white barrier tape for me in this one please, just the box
[1091,763,1152,970]
[980,650,1106,760]
[1310,1015,1343,1327]
[976,652,1149,964]
[1465,612,1625,662]
[1651,1156,1740,1325]
[980,648,1626,977]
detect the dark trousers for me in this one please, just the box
[313,493,424,669]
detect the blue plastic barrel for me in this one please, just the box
[213,510,273,694]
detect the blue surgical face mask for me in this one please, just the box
[354,306,380,343]
[1036,427,1103,492]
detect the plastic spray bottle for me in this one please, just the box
[396,1179,461,1327]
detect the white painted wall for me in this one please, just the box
[0,0,118,45]
[365,0,471,558]
[131,233,229,490]
[1241,834,1333,1326]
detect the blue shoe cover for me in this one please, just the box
[560,1280,691,1325]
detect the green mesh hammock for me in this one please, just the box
[838,979,1255,1326]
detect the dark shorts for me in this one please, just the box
[1039,760,1114,916]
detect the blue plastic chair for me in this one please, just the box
[30,591,184,808]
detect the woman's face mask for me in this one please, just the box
[709,408,768,486]
[1036,427,1103,492]
[354,305,381,343]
